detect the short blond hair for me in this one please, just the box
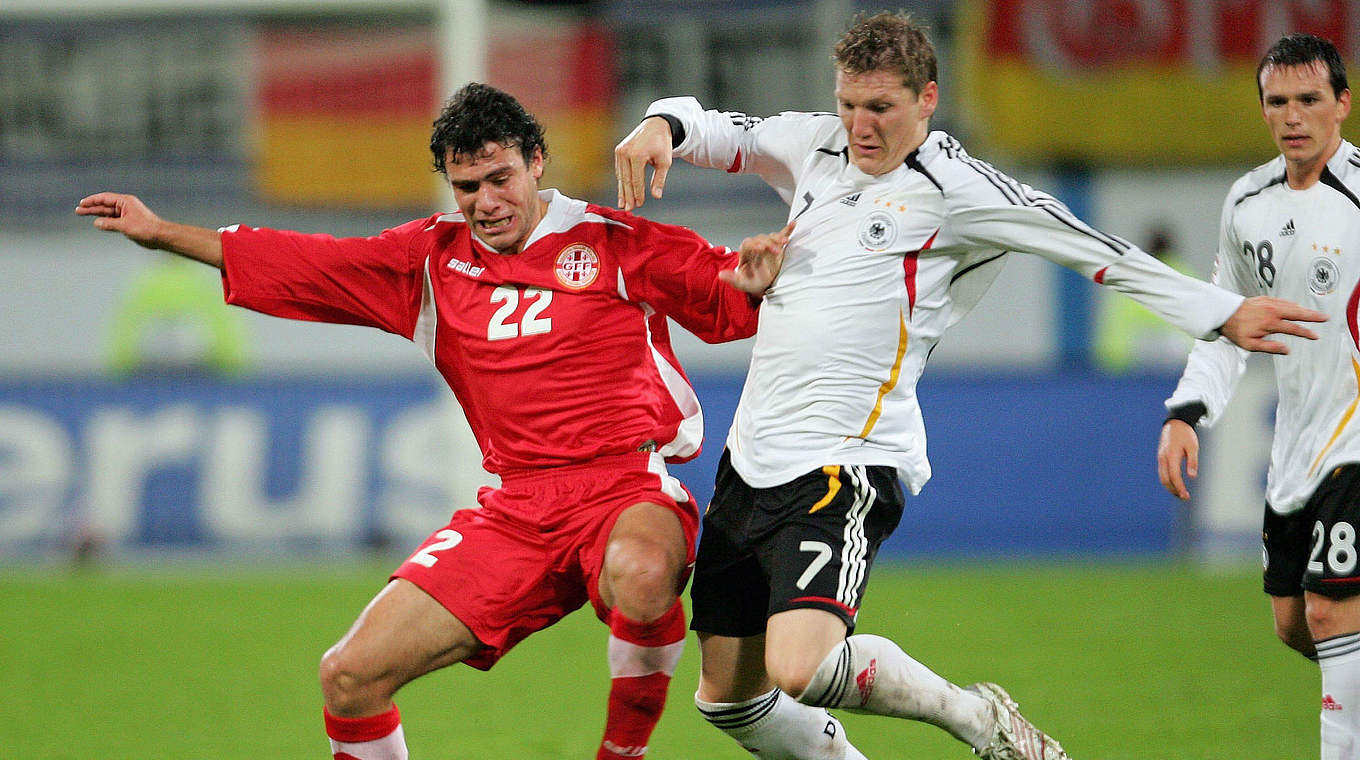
[832,10,937,93]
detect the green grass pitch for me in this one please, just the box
[1,560,1316,758]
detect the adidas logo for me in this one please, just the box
[855,658,878,706]
[840,192,862,207]
[1281,219,1296,237]
[1323,694,1343,711]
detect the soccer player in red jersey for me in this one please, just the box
[76,83,787,760]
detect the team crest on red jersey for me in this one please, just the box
[555,244,600,289]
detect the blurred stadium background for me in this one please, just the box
[0,0,1349,756]
[5,0,1343,562]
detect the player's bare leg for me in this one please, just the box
[594,501,690,760]
[318,579,483,760]
[695,629,865,760]
[1305,592,1360,759]
[764,608,850,697]
[1272,594,1318,658]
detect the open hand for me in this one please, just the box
[1219,295,1326,354]
[75,192,165,250]
[720,220,795,296]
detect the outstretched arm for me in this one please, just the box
[75,192,224,269]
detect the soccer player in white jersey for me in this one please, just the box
[77,83,787,760]
[616,12,1328,760]
[1158,34,1360,759]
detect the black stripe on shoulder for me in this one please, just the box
[816,146,848,165]
[951,153,1130,255]
[1232,173,1286,207]
[1321,167,1360,212]
[905,148,943,193]
[727,112,763,130]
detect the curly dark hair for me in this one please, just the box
[1257,34,1348,101]
[429,82,548,176]
[832,11,937,94]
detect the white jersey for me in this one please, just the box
[649,97,1244,491]
[1166,141,1360,514]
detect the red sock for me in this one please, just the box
[598,601,687,760]
[324,704,407,760]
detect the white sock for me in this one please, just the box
[696,688,867,760]
[799,634,993,749]
[1317,632,1360,760]
[328,727,408,760]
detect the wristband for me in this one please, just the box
[650,114,685,148]
[1164,402,1207,428]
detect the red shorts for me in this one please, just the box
[391,451,699,670]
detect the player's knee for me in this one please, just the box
[319,645,388,716]
[1305,594,1359,641]
[764,652,818,702]
[605,538,683,620]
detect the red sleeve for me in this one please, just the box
[619,216,761,343]
[219,218,428,339]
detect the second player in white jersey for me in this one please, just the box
[1166,140,1360,514]
[1157,35,1360,760]
[648,96,1244,492]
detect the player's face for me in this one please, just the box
[836,68,937,176]
[1260,61,1351,186]
[445,141,547,255]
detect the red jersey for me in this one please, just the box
[219,190,759,475]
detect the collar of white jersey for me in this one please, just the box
[1326,138,1359,175]
[841,131,947,185]
[844,154,914,185]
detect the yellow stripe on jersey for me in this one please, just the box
[1309,357,1360,477]
[809,465,842,513]
[854,310,909,439]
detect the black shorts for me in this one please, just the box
[1263,463,1360,599]
[689,450,905,637]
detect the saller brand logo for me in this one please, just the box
[601,740,647,757]
[855,658,878,706]
[448,258,485,278]
[555,244,600,289]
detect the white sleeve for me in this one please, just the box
[944,180,1243,340]
[644,96,832,204]
[1164,194,1254,426]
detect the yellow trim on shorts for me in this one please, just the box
[809,465,841,513]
